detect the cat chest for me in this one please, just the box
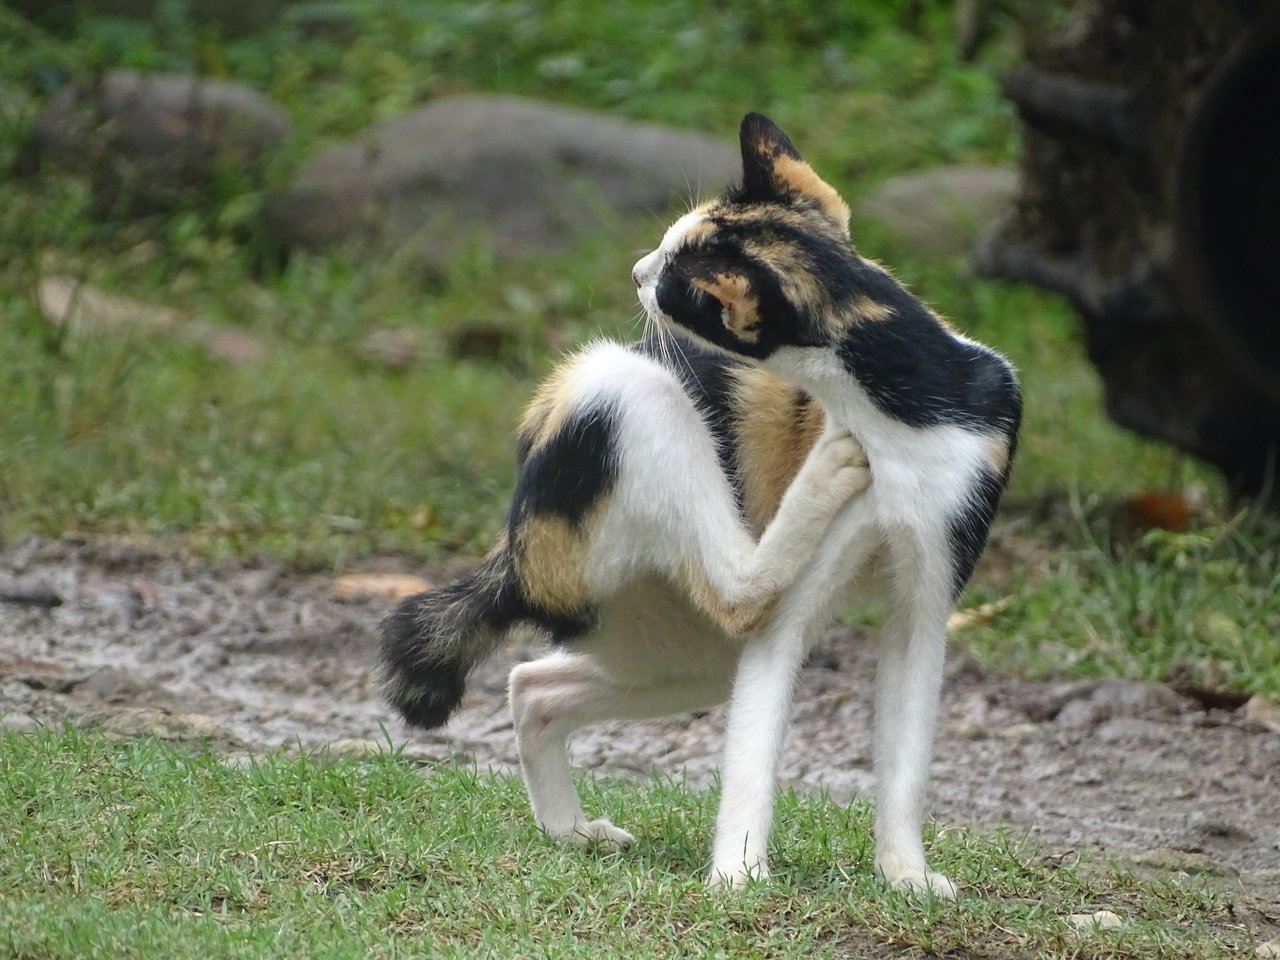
[854,420,998,520]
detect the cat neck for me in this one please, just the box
[765,300,1018,440]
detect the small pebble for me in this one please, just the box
[1067,910,1124,935]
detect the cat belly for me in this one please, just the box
[570,576,740,696]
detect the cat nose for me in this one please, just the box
[632,266,642,287]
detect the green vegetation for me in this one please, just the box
[2,10,1277,956]
[0,0,1176,557]
[0,727,1252,959]
[2,2,1275,688]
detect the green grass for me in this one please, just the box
[0,0,1173,561]
[0,5,1276,692]
[0,727,1255,959]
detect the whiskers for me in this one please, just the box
[638,303,695,381]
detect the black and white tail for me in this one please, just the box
[378,551,519,729]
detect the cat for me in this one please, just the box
[380,113,1021,897]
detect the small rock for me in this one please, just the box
[332,573,432,602]
[999,722,1044,742]
[38,277,265,363]
[0,580,63,607]
[1067,910,1124,935]
[33,70,291,214]
[81,668,151,704]
[1245,695,1280,733]
[1,712,40,733]
[951,720,990,740]
[855,165,1019,257]
[359,327,422,370]
[946,596,1014,632]
[39,277,179,337]
[89,707,240,746]
[198,328,267,365]
[1257,935,1280,957]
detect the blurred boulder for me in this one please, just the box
[267,94,738,263]
[32,70,291,213]
[855,165,1018,257]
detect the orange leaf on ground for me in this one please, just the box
[332,573,432,602]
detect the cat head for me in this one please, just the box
[634,113,862,360]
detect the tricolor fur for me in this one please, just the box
[380,113,1021,896]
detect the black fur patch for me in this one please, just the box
[947,467,1008,600]
[378,554,525,729]
[837,268,1022,433]
[508,401,619,640]
[509,401,620,528]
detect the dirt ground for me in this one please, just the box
[2,536,1278,931]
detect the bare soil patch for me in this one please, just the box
[2,536,1277,925]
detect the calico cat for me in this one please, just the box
[380,113,1021,896]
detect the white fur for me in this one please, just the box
[509,341,869,857]
[712,346,995,897]
[511,220,998,895]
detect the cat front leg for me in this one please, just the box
[691,421,870,636]
[872,545,958,900]
[708,509,881,889]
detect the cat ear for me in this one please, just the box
[689,271,762,343]
[738,113,850,231]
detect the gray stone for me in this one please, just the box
[87,706,241,746]
[855,165,1018,257]
[1066,910,1124,935]
[268,94,738,263]
[33,70,291,212]
[1,712,40,733]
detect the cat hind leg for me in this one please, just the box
[509,649,724,852]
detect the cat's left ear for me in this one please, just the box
[738,113,850,232]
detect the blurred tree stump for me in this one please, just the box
[978,0,1280,504]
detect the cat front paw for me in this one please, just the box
[810,427,871,503]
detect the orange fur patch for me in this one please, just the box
[851,296,896,323]
[727,366,826,536]
[980,433,1013,477]
[513,507,602,614]
[517,362,580,455]
[682,559,779,637]
[691,273,762,342]
[772,154,851,230]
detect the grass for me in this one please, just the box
[0,726,1256,959]
[0,0,1188,563]
[0,8,1278,955]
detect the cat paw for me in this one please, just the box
[883,868,959,901]
[809,428,871,502]
[706,860,769,891]
[563,818,635,852]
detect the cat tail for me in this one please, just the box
[378,547,520,730]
